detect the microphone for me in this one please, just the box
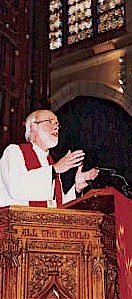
[85,167,116,187]
[111,173,129,186]
[95,167,132,198]
[110,172,132,199]
[95,167,116,175]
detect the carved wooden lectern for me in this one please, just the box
[0,188,119,299]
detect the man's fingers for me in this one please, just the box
[68,162,83,169]
[67,152,85,164]
[77,164,83,172]
[85,168,99,181]
[67,150,85,158]
[66,157,84,169]
[56,150,85,173]
[64,150,85,168]
[67,150,71,155]
[71,150,85,158]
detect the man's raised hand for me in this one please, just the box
[75,164,99,193]
[53,150,85,173]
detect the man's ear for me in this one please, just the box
[30,122,38,133]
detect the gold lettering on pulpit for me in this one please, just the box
[21,229,38,237]
[42,229,57,238]
[60,230,88,239]
[19,228,89,239]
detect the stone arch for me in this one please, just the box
[50,81,132,116]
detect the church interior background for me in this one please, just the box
[0,0,131,189]
[0,1,132,298]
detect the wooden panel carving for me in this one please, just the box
[99,215,120,299]
[0,0,32,150]
[0,206,118,299]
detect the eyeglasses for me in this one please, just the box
[34,119,61,128]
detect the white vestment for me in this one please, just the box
[0,143,76,207]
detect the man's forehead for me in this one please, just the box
[39,110,57,119]
[26,110,58,123]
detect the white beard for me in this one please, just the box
[41,131,58,149]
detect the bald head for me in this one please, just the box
[26,110,55,124]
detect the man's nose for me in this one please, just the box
[52,120,59,128]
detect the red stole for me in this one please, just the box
[47,155,62,207]
[19,143,48,207]
[19,143,62,207]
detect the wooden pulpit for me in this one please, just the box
[0,187,129,299]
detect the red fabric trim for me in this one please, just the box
[19,142,41,170]
[114,189,132,299]
[19,143,47,208]
[47,155,62,207]
[29,201,47,208]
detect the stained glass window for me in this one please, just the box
[68,0,93,45]
[97,0,125,33]
[49,0,125,50]
[49,0,63,50]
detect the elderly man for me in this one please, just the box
[0,110,99,207]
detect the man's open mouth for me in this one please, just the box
[52,132,58,137]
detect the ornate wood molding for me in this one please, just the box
[0,206,118,299]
